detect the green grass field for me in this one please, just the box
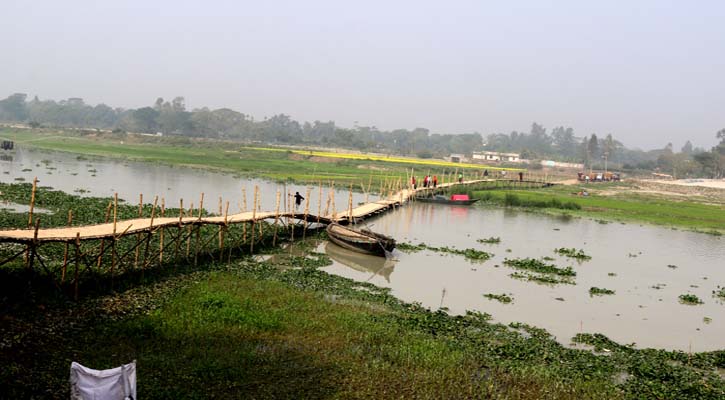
[473,185,725,233]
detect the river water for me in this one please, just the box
[0,147,369,214]
[323,203,725,351]
[1,148,724,351]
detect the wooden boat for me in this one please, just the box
[416,194,479,205]
[326,223,396,257]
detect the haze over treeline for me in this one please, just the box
[1,92,723,177]
[1,1,724,152]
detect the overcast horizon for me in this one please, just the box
[2,0,723,151]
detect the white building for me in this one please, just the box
[472,151,521,163]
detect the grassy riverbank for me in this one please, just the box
[473,183,725,234]
[3,253,724,399]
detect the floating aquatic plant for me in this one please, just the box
[397,242,493,261]
[589,287,615,296]
[554,248,591,260]
[503,258,576,277]
[509,271,575,285]
[678,294,703,305]
[477,237,501,244]
[483,293,513,304]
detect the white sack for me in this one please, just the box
[70,360,136,400]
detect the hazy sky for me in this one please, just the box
[2,0,723,150]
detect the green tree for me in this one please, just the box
[131,107,160,133]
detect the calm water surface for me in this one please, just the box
[322,203,725,352]
[0,148,369,214]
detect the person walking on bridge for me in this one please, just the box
[433,175,438,188]
[293,191,304,210]
[458,172,463,183]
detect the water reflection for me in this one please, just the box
[325,242,396,282]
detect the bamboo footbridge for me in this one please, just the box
[0,180,494,244]
[0,176,551,298]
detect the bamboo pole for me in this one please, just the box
[283,183,288,228]
[142,196,158,274]
[273,190,281,246]
[287,186,297,239]
[24,177,38,269]
[134,194,143,269]
[242,187,247,242]
[317,182,322,223]
[194,193,204,266]
[159,198,165,264]
[27,177,37,228]
[218,196,223,250]
[95,202,113,272]
[303,186,311,238]
[74,232,80,300]
[186,202,193,258]
[258,200,263,236]
[331,186,337,221]
[61,210,73,284]
[220,200,229,262]
[347,184,353,224]
[175,199,183,265]
[250,186,258,254]
[111,193,118,289]
[28,217,40,271]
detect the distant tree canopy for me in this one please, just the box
[0,93,717,176]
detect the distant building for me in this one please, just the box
[472,151,521,163]
[540,160,584,169]
[448,153,467,163]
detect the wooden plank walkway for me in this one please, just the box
[0,179,494,244]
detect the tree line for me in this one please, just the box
[0,93,722,177]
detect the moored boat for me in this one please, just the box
[416,194,479,205]
[326,223,396,257]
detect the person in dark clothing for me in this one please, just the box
[518,172,523,181]
[484,170,488,177]
[293,191,304,209]
[433,175,438,188]
[412,176,417,189]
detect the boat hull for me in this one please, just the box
[326,223,395,257]
[416,197,479,205]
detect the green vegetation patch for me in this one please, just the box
[509,271,575,286]
[477,236,501,244]
[483,293,513,304]
[679,294,704,305]
[589,287,616,296]
[397,242,493,261]
[472,187,725,233]
[554,247,592,261]
[503,257,576,277]
[714,286,725,301]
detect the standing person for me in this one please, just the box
[423,175,429,188]
[293,191,304,210]
[458,172,463,183]
[518,171,523,182]
[412,176,417,189]
[433,175,438,188]
[484,169,489,177]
